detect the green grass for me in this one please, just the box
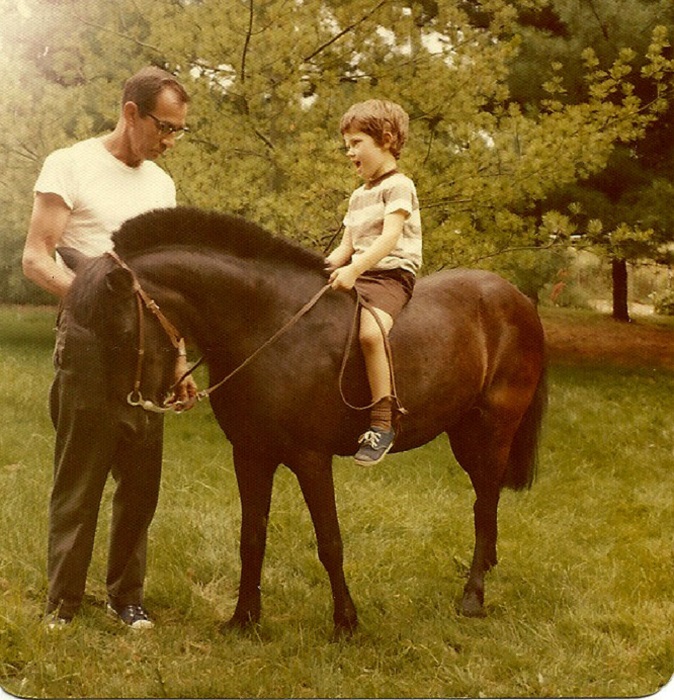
[1,305,673,698]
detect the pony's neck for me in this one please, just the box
[138,248,328,350]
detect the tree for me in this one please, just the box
[0,0,670,303]
[505,0,674,320]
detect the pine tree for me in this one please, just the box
[0,0,670,302]
[505,0,674,319]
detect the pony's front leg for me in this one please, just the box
[289,451,358,638]
[226,443,278,630]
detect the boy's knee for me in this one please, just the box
[359,320,383,350]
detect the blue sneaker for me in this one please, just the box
[354,428,395,466]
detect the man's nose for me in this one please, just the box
[162,133,178,148]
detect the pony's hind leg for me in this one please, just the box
[287,450,358,638]
[447,406,518,617]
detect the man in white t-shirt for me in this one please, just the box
[23,66,194,630]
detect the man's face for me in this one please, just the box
[128,88,189,163]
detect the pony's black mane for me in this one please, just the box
[112,206,324,271]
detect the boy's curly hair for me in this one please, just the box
[339,99,409,159]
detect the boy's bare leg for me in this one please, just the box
[358,307,395,438]
[355,307,396,465]
[359,307,394,405]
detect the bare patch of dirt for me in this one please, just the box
[540,307,674,372]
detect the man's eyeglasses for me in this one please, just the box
[146,113,190,140]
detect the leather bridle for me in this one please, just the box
[107,251,186,413]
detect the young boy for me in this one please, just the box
[326,99,422,466]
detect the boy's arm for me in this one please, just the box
[329,210,406,291]
[325,227,354,271]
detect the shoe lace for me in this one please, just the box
[358,430,380,448]
[128,605,149,619]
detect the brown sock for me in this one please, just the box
[370,396,393,432]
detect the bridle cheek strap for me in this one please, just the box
[106,251,186,411]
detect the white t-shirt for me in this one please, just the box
[34,137,176,261]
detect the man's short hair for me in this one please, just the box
[122,66,189,115]
[339,99,409,159]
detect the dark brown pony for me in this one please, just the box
[61,206,546,636]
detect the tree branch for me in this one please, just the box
[434,240,565,272]
[240,0,254,84]
[302,0,391,63]
[75,17,162,54]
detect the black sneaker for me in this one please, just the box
[354,427,395,466]
[107,603,154,630]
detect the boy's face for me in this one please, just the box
[343,129,396,183]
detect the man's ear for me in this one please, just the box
[105,266,136,296]
[57,247,90,273]
[122,100,140,127]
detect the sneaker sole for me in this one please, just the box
[354,442,394,467]
[45,617,71,631]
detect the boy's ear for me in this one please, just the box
[381,131,394,151]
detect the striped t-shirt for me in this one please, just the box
[343,171,422,275]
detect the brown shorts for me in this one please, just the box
[354,269,416,320]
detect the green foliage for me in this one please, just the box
[488,246,571,301]
[652,288,674,315]
[507,0,674,269]
[0,0,673,302]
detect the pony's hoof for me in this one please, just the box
[220,613,261,636]
[330,620,358,642]
[460,592,486,618]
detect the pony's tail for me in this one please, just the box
[501,365,547,491]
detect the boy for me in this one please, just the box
[326,99,422,466]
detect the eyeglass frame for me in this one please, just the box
[145,112,190,139]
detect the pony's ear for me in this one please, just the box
[105,266,136,296]
[57,247,90,272]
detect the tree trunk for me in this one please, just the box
[611,258,630,322]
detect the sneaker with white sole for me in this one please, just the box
[354,427,395,466]
[107,603,154,630]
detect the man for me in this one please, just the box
[23,66,195,630]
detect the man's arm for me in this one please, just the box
[23,192,74,298]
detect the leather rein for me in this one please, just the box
[107,251,404,416]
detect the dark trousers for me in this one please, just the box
[46,312,163,619]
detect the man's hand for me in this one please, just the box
[167,356,198,411]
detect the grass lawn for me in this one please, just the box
[0,304,673,698]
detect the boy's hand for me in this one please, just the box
[329,263,359,291]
